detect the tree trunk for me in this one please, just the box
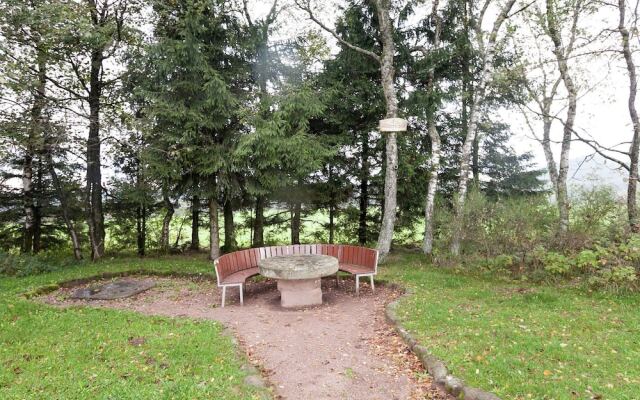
[22,149,34,254]
[542,118,558,192]
[618,0,640,232]
[329,203,335,244]
[136,204,145,257]
[547,0,577,237]
[291,201,301,245]
[374,0,399,260]
[358,131,369,245]
[451,0,516,255]
[86,48,105,260]
[209,197,220,260]
[472,133,480,188]
[422,0,442,256]
[160,186,174,253]
[22,50,47,254]
[253,195,265,247]
[32,164,43,253]
[223,200,236,251]
[190,194,200,250]
[46,149,83,260]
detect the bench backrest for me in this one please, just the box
[214,244,378,284]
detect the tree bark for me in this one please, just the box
[421,0,442,255]
[86,47,105,260]
[358,131,370,245]
[451,0,517,256]
[618,0,640,232]
[209,197,220,260]
[253,195,265,247]
[22,50,47,254]
[291,199,301,245]
[472,133,480,188]
[160,185,174,253]
[136,204,145,257]
[22,147,34,254]
[374,0,399,260]
[47,153,83,260]
[329,202,335,244]
[546,0,578,236]
[33,164,43,253]
[223,199,236,251]
[190,193,200,250]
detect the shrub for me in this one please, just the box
[0,251,75,277]
[542,251,572,276]
[588,266,638,292]
[574,249,599,270]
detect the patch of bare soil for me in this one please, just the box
[42,276,451,400]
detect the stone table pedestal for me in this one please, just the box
[259,254,339,308]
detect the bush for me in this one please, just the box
[588,266,638,292]
[542,251,571,276]
[0,251,75,277]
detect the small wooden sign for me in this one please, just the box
[379,117,408,132]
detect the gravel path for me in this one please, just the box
[43,276,450,400]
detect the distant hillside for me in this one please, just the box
[568,156,627,195]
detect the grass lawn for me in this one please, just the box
[380,251,640,400]
[0,256,267,400]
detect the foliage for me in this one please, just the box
[0,251,75,277]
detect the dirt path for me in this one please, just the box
[42,277,450,400]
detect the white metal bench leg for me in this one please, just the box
[370,275,375,293]
[222,286,227,308]
[240,285,244,306]
[356,275,360,296]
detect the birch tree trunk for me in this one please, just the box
[618,0,640,232]
[374,0,399,260]
[546,0,578,236]
[299,0,399,259]
[422,0,442,255]
[209,197,220,260]
[450,0,517,256]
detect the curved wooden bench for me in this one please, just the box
[214,244,378,307]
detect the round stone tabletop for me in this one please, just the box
[258,254,339,280]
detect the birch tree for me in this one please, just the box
[411,0,443,255]
[450,0,518,256]
[516,0,582,237]
[570,0,640,232]
[544,0,581,236]
[298,0,400,260]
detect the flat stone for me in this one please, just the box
[258,255,338,280]
[70,279,155,300]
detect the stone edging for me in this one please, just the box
[384,283,501,400]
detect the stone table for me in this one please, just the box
[258,254,339,308]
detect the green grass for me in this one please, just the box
[3,251,639,399]
[0,256,267,400]
[380,252,640,400]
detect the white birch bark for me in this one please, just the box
[451,0,517,256]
